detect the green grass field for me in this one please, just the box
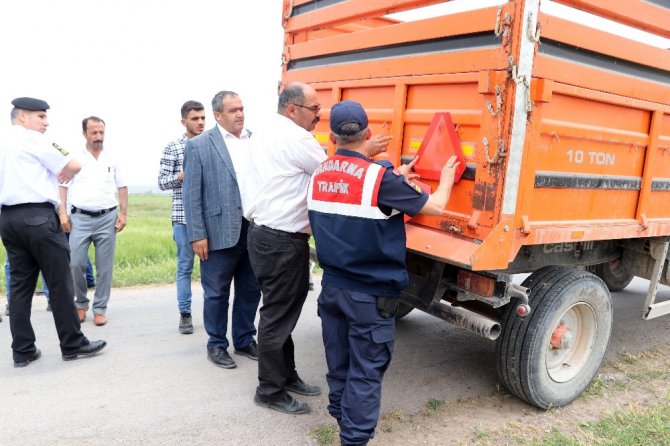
[0,194,198,291]
[113,194,200,286]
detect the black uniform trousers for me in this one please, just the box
[0,203,86,362]
[247,222,310,401]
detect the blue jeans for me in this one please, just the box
[85,257,95,286]
[173,223,195,314]
[5,259,50,301]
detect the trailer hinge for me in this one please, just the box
[526,11,542,43]
[509,58,533,115]
[494,6,512,38]
[485,85,503,117]
[483,137,506,165]
[484,84,506,166]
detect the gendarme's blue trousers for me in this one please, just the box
[318,285,395,446]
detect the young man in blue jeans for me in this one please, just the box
[158,101,206,334]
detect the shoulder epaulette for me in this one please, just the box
[52,143,69,156]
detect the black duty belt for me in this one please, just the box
[250,221,310,241]
[1,202,54,211]
[71,206,117,217]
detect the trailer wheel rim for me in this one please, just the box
[545,302,597,383]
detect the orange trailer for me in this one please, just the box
[281,0,670,408]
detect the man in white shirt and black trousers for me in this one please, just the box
[0,97,106,367]
[245,81,325,415]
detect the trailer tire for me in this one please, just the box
[496,266,612,409]
[586,259,633,292]
[395,302,414,320]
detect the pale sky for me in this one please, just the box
[0,1,285,188]
[1,1,667,188]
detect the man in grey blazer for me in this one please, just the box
[183,90,261,369]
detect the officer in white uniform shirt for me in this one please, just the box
[0,97,106,367]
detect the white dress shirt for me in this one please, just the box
[217,124,251,209]
[0,125,72,206]
[244,114,327,233]
[65,146,127,210]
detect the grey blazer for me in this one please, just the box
[183,126,243,251]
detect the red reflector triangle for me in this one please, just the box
[413,112,466,183]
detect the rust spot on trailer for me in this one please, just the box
[473,181,497,211]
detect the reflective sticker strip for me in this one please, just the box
[502,0,541,216]
[362,163,383,207]
[313,132,329,144]
[535,171,641,190]
[308,199,390,219]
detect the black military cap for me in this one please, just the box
[11,97,50,111]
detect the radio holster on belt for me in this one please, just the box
[376,296,400,318]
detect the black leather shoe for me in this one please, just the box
[234,339,258,360]
[14,349,41,368]
[179,313,193,334]
[62,340,107,361]
[254,393,310,415]
[286,376,321,396]
[207,346,236,369]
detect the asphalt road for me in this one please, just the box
[1,276,669,445]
